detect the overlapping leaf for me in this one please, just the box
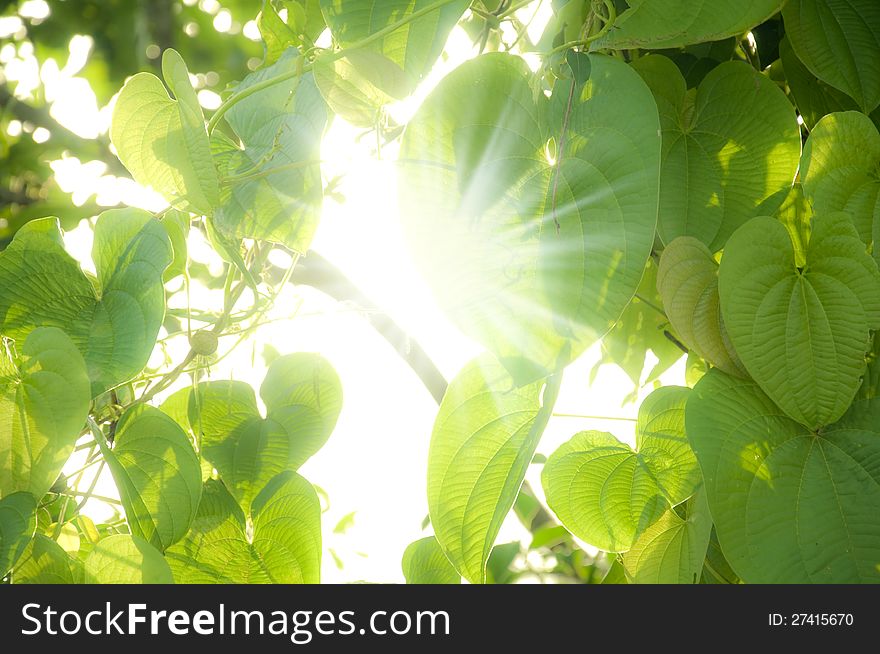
[687,370,880,582]
[189,353,342,510]
[100,405,202,551]
[782,0,880,113]
[800,111,880,260]
[166,472,322,583]
[632,56,800,250]
[592,0,784,50]
[401,535,460,584]
[212,49,328,253]
[399,53,661,382]
[718,213,880,428]
[0,492,36,576]
[316,0,469,123]
[84,534,173,584]
[427,354,554,584]
[657,236,745,376]
[0,328,90,499]
[110,49,219,215]
[621,487,712,584]
[0,210,172,396]
[542,386,697,552]
[12,534,79,584]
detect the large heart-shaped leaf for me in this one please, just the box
[632,56,800,251]
[110,48,219,215]
[166,472,321,583]
[100,405,202,551]
[782,0,880,114]
[427,354,557,584]
[0,328,90,499]
[0,492,36,577]
[621,487,712,584]
[718,213,880,428]
[657,236,745,376]
[686,369,880,582]
[190,353,342,510]
[0,210,172,397]
[401,535,460,584]
[399,53,661,381]
[800,111,880,259]
[212,49,328,254]
[84,534,174,584]
[12,534,79,584]
[592,1,784,50]
[542,386,697,552]
[318,0,469,109]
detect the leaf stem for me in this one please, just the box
[206,0,463,133]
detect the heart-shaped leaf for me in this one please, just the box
[686,369,880,582]
[0,210,172,397]
[313,50,404,127]
[12,534,79,584]
[0,328,90,499]
[657,236,745,376]
[0,492,36,577]
[110,48,219,215]
[84,534,173,584]
[166,472,321,583]
[399,53,661,381]
[632,56,800,251]
[542,386,697,552]
[402,535,460,584]
[800,111,880,260]
[782,0,880,114]
[318,0,469,103]
[621,487,712,584]
[718,213,880,428]
[428,354,557,584]
[100,405,202,551]
[212,49,328,254]
[592,0,784,50]
[190,353,342,510]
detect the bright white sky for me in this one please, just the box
[4,1,687,583]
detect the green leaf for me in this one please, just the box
[686,369,880,582]
[656,236,745,376]
[84,534,173,584]
[110,49,219,215]
[399,53,661,381]
[0,210,173,397]
[601,559,628,584]
[166,472,322,583]
[401,536,460,584]
[631,55,800,251]
[594,258,684,396]
[779,36,864,131]
[258,0,301,65]
[190,353,342,510]
[12,534,78,584]
[212,49,328,253]
[0,492,36,576]
[318,0,469,99]
[800,111,880,259]
[427,354,558,584]
[313,51,403,127]
[593,0,784,50]
[718,213,880,428]
[782,0,880,113]
[621,486,712,584]
[0,328,90,499]
[160,209,189,282]
[100,405,202,551]
[542,386,697,552]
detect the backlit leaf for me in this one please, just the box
[402,535,460,584]
[84,534,174,584]
[0,492,36,576]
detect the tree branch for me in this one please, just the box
[276,252,450,404]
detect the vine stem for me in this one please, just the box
[206,0,463,133]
